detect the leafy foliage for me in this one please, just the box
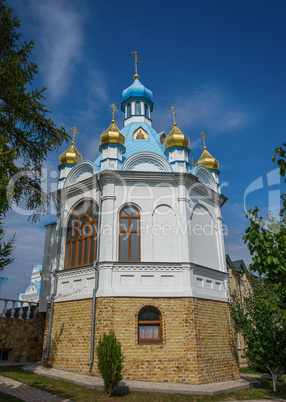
[243,142,286,305]
[0,220,15,269]
[272,142,286,214]
[0,1,69,269]
[243,207,286,305]
[272,142,286,179]
[96,330,125,397]
[229,279,286,393]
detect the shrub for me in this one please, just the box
[96,330,125,397]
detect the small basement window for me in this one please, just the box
[0,349,11,362]
[138,306,162,343]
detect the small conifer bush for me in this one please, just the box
[96,330,125,397]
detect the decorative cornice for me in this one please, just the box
[56,266,96,279]
[62,176,98,200]
[177,197,190,204]
[191,263,228,280]
[101,195,116,202]
[122,152,172,173]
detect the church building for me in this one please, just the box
[40,54,240,384]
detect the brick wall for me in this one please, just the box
[0,313,45,363]
[194,298,240,383]
[43,299,92,372]
[43,297,240,384]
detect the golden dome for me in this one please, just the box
[100,120,125,146]
[196,146,219,170]
[165,123,190,149]
[59,141,82,165]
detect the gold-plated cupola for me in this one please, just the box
[59,126,83,164]
[196,131,219,170]
[165,106,190,149]
[100,103,125,146]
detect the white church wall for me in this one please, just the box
[39,223,58,312]
[189,204,220,270]
[152,205,178,262]
[46,170,228,305]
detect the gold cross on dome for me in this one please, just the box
[109,103,118,121]
[171,106,176,125]
[70,126,79,143]
[200,131,207,147]
[190,157,195,167]
[131,51,141,77]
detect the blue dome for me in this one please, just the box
[122,78,153,101]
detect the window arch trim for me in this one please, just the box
[64,200,98,269]
[138,306,162,343]
[119,205,141,262]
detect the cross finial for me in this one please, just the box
[190,157,195,167]
[131,51,141,79]
[70,126,79,143]
[171,106,176,125]
[200,131,207,148]
[109,103,118,122]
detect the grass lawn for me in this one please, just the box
[0,367,286,401]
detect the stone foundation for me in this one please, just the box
[43,297,240,384]
[0,313,45,363]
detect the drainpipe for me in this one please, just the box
[87,172,102,366]
[238,272,244,299]
[43,197,63,361]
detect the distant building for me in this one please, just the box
[18,265,42,304]
[226,255,250,367]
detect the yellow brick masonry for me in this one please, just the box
[42,299,92,373]
[194,298,240,383]
[43,297,240,384]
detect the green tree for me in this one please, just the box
[243,142,286,305]
[0,1,69,269]
[273,142,286,213]
[273,142,286,178]
[229,279,286,393]
[243,208,286,306]
[96,330,125,397]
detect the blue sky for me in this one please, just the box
[1,0,285,299]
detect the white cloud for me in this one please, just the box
[26,0,86,99]
[87,70,108,103]
[154,86,253,135]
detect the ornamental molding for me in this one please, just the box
[56,267,96,279]
[194,165,216,191]
[101,195,116,202]
[113,266,185,272]
[191,264,228,281]
[96,262,191,272]
[65,161,96,188]
[177,197,190,204]
[99,170,226,207]
[122,152,172,173]
[60,177,97,200]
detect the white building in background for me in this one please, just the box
[18,265,42,304]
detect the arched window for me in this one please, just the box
[138,306,162,343]
[65,200,98,269]
[135,101,141,115]
[127,103,131,117]
[144,104,149,117]
[119,206,140,261]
